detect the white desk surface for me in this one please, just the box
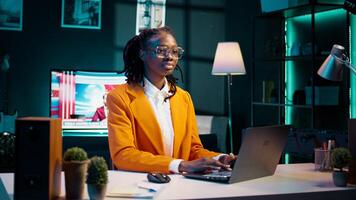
[1,163,356,200]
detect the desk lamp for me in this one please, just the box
[212,42,246,152]
[317,44,356,184]
[318,44,356,81]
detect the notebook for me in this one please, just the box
[183,125,290,184]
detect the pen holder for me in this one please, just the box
[314,148,332,171]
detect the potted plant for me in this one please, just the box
[63,147,89,199]
[86,156,108,200]
[331,147,352,187]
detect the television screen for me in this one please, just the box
[50,70,126,134]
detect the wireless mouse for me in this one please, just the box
[147,173,171,183]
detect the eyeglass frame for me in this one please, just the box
[145,45,184,59]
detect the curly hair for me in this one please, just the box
[121,26,183,100]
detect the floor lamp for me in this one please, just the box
[212,42,246,152]
[317,44,356,184]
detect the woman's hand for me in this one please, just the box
[178,157,230,173]
[218,153,237,166]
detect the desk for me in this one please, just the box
[1,163,356,199]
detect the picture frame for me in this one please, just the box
[0,0,23,31]
[61,0,102,29]
[136,0,166,34]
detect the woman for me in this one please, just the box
[107,26,235,174]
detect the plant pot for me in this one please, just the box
[63,160,89,199]
[332,171,348,187]
[88,184,107,200]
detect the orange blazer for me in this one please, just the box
[107,83,219,173]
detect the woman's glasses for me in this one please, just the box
[148,46,184,59]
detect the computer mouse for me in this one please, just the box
[147,173,171,183]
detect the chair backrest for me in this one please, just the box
[196,115,228,153]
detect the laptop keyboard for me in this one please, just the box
[204,170,232,177]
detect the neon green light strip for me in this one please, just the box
[351,14,356,118]
[285,19,295,125]
[284,153,290,164]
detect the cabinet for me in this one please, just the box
[251,1,353,163]
[251,2,351,131]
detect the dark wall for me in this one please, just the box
[0,0,261,153]
[226,0,260,151]
[0,0,115,117]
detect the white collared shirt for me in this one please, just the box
[143,77,176,156]
[143,77,222,173]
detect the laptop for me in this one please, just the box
[183,125,290,184]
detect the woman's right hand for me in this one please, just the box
[178,158,230,173]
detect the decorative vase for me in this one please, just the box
[88,184,107,200]
[332,171,348,187]
[63,160,89,199]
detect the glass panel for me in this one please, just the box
[286,106,312,128]
[254,17,284,59]
[253,61,281,104]
[253,106,280,126]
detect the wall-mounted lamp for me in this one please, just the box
[317,44,356,81]
[212,42,246,152]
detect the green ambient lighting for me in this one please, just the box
[351,14,356,118]
[285,9,347,124]
[285,19,296,125]
[284,153,290,164]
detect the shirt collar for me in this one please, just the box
[143,77,170,98]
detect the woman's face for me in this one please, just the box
[141,32,179,82]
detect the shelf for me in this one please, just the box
[252,102,313,108]
[252,3,349,129]
[260,2,343,18]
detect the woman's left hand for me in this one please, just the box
[218,153,237,165]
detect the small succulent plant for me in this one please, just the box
[63,147,88,162]
[331,147,352,171]
[86,156,108,185]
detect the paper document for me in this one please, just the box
[107,181,164,199]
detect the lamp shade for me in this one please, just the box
[317,44,345,81]
[212,42,246,75]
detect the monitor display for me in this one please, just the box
[50,70,126,133]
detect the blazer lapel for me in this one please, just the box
[127,85,165,155]
[170,92,188,158]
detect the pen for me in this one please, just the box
[138,185,157,192]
